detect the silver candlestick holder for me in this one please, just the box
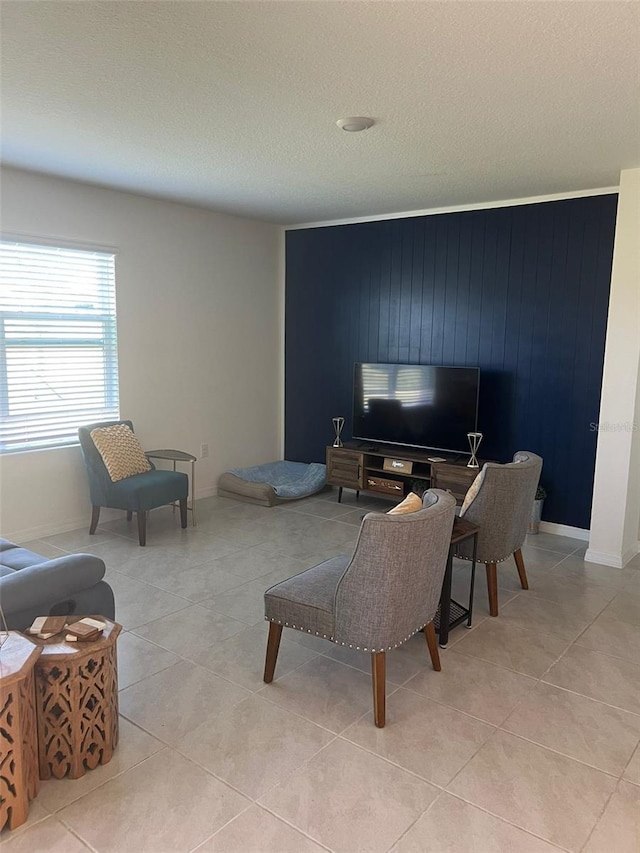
[467,432,483,468]
[332,417,345,448]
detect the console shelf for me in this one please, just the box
[326,443,482,504]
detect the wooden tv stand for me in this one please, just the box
[326,443,482,505]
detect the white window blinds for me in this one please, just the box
[0,240,119,453]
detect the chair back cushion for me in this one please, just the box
[333,489,456,651]
[79,419,129,505]
[460,468,486,514]
[387,492,422,515]
[457,450,543,563]
[90,423,152,482]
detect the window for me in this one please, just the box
[0,240,119,453]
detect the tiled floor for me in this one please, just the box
[4,491,640,853]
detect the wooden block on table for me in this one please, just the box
[25,616,68,639]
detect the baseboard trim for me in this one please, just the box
[195,486,217,500]
[9,510,120,545]
[585,548,622,569]
[625,543,640,565]
[538,521,590,541]
[9,486,218,544]
[584,548,623,568]
[584,541,640,569]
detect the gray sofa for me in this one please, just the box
[0,538,115,631]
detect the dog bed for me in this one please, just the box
[218,460,327,506]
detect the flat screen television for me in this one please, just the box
[352,363,480,454]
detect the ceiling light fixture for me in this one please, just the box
[336,117,374,133]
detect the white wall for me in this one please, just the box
[0,168,282,542]
[587,168,640,568]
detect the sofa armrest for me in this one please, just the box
[0,553,107,616]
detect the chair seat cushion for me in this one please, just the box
[109,469,189,511]
[264,556,349,638]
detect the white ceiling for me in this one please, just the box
[1,1,639,225]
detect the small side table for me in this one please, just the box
[31,618,121,780]
[0,633,41,831]
[435,517,479,648]
[146,449,197,526]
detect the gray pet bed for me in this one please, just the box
[218,460,327,507]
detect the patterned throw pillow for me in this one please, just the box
[460,467,486,514]
[387,492,423,515]
[90,424,152,482]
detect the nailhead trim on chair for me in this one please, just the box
[456,553,512,564]
[265,616,433,654]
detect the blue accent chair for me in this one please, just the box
[78,419,189,546]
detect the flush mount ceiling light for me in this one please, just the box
[336,117,374,132]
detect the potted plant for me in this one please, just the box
[529,485,547,534]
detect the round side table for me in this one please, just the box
[145,449,197,525]
[30,618,121,780]
[0,632,41,830]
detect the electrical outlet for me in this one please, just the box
[200,443,209,458]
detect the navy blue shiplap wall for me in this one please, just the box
[285,196,617,529]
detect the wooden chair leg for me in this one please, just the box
[137,511,147,546]
[424,621,441,671]
[263,623,283,683]
[514,549,529,590]
[486,562,498,616]
[89,505,100,534]
[126,510,133,521]
[371,651,386,728]
[179,498,188,529]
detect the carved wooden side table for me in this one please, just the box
[31,619,121,780]
[0,632,42,831]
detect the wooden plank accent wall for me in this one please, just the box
[285,196,618,529]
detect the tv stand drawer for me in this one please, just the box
[366,475,405,496]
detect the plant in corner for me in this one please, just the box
[529,485,547,535]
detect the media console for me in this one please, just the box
[326,443,483,505]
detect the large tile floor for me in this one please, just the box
[4,491,640,853]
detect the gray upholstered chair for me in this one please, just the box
[455,451,543,617]
[263,489,456,727]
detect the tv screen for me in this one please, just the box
[353,363,479,454]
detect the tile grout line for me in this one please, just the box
[175,727,341,807]
[382,793,442,853]
[577,780,621,853]
[536,678,640,722]
[438,790,575,853]
[386,678,517,729]
[619,742,640,784]
[38,740,170,815]
[490,728,625,781]
[254,680,374,738]
[237,805,336,853]
[56,806,110,852]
